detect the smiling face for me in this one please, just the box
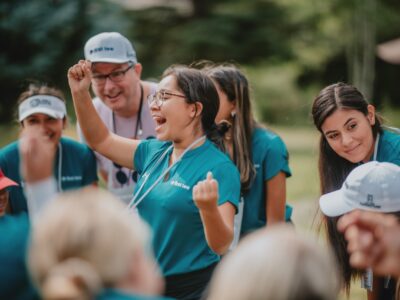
[321,106,376,163]
[91,62,142,117]
[21,113,65,147]
[150,75,199,142]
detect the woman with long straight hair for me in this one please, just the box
[205,64,291,238]
[312,82,400,299]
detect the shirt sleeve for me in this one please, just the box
[211,161,240,210]
[134,140,150,175]
[82,146,98,185]
[263,135,291,181]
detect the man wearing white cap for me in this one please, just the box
[0,82,98,214]
[78,32,156,204]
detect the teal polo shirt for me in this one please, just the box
[134,139,240,276]
[375,129,400,165]
[0,213,38,300]
[97,288,174,300]
[240,127,292,234]
[0,137,98,214]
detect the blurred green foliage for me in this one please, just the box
[2,0,400,125]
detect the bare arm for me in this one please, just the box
[266,172,286,225]
[67,60,140,169]
[193,172,235,255]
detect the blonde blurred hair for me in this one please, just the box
[29,188,154,300]
[208,225,340,300]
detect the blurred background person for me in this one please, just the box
[28,187,169,300]
[0,168,18,216]
[0,81,98,214]
[78,32,156,204]
[207,224,340,300]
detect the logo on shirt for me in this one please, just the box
[170,180,190,191]
[61,176,82,182]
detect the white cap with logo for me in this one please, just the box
[319,161,400,217]
[84,32,137,64]
[18,95,66,122]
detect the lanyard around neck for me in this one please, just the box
[127,135,207,211]
[112,83,144,139]
[372,133,380,161]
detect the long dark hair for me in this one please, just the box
[206,64,256,191]
[162,65,226,150]
[311,82,382,293]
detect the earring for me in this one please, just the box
[231,110,236,118]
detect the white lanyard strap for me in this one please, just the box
[372,133,380,161]
[127,136,206,210]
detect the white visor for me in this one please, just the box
[18,95,66,122]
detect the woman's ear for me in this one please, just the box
[190,102,203,118]
[367,104,376,126]
[62,117,68,129]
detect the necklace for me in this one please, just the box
[112,83,144,138]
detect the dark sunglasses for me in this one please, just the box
[113,162,138,185]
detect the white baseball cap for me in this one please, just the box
[319,161,400,217]
[84,32,137,64]
[18,95,66,122]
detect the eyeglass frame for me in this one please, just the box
[147,90,187,107]
[91,63,134,84]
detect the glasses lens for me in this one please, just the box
[110,71,124,82]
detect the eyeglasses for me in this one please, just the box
[113,162,138,185]
[147,90,186,107]
[92,63,134,84]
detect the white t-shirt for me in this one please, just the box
[77,82,157,204]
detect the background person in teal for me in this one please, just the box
[0,82,98,214]
[68,61,240,300]
[0,169,37,300]
[311,82,400,299]
[205,64,291,237]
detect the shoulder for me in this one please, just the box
[61,137,94,154]
[252,127,287,150]
[0,141,19,156]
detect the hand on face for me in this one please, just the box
[19,126,56,183]
[193,172,219,211]
[338,210,400,277]
[67,60,92,95]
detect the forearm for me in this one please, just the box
[71,90,110,152]
[266,173,286,225]
[199,205,234,255]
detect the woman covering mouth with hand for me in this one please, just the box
[68,60,240,300]
[0,82,98,215]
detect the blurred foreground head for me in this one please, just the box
[28,188,163,300]
[207,225,340,300]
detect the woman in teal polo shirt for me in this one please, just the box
[312,82,400,299]
[0,82,98,214]
[205,64,291,238]
[68,61,240,300]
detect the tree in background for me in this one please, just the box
[0,0,127,123]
